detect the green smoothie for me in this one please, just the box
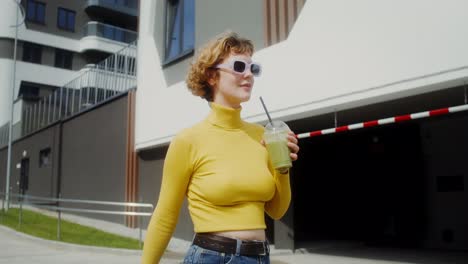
[266,140,292,170]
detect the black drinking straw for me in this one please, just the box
[259,96,273,125]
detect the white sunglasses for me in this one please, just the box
[215,59,262,77]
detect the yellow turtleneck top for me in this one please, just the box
[141,103,291,263]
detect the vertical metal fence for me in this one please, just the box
[84,22,138,44]
[1,41,137,143]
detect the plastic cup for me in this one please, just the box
[263,120,292,171]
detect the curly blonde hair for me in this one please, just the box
[186,32,254,101]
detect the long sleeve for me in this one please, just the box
[141,135,193,264]
[264,167,291,220]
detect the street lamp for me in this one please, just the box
[5,0,25,210]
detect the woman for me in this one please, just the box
[142,32,299,264]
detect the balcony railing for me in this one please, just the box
[0,42,137,149]
[83,22,137,44]
[85,0,138,16]
[2,41,138,141]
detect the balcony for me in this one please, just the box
[84,0,138,27]
[83,22,137,44]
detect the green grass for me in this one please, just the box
[0,208,142,250]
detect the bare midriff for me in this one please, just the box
[210,229,266,241]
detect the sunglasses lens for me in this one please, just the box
[251,64,261,76]
[233,61,246,73]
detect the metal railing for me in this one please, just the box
[86,0,139,10]
[83,21,138,44]
[0,191,153,247]
[19,41,137,137]
[100,0,138,8]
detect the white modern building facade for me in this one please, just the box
[0,0,138,141]
[136,0,468,251]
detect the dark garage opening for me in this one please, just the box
[293,122,426,248]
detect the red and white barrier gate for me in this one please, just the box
[296,104,468,139]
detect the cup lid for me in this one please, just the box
[265,120,290,132]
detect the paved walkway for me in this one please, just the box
[1,207,468,263]
[2,224,468,264]
[0,225,185,264]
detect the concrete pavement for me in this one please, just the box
[0,225,184,264]
[3,225,468,264]
[1,207,468,263]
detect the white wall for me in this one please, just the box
[250,0,468,122]
[13,100,22,124]
[15,61,80,92]
[0,58,81,126]
[0,59,14,126]
[135,0,468,150]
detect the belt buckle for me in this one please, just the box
[260,241,269,256]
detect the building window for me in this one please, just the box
[26,0,46,24]
[39,148,51,168]
[19,84,40,100]
[57,8,76,32]
[22,42,42,64]
[165,0,195,63]
[55,49,73,69]
[103,25,126,42]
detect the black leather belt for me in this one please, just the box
[193,233,270,256]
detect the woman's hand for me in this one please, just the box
[260,131,300,161]
[287,131,299,161]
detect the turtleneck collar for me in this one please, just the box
[206,102,243,129]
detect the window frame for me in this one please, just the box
[19,84,40,100]
[57,7,76,32]
[22,42,43,64]
[162,0,195,66]
[54,48,74,70]
[26,0,46,25]
[39,147,52,168]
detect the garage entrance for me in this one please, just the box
[293,122,426,248]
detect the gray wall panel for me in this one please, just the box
[60,95,128,223]
[42,46,55,67]
[0,125,59,199]
[0,148,7,195]
[73,52,88,70]
[138,148,194,241]
[1,94,130,224]
[0,38,14,59]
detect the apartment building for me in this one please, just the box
[0,0,137,138]
[0,0,138,222]
[136,0,468,252]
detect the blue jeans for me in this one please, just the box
[183,244,270,264]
